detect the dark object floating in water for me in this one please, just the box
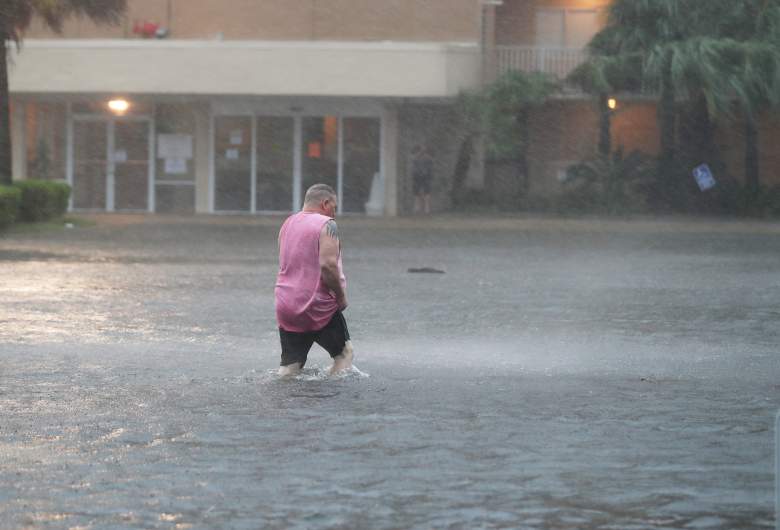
[290,392,340,399]
[408,267,445,274]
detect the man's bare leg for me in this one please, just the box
[278,362,302,377]
[329,341,354,375]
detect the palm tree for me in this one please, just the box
[718,2,780,195]
[0,0,127,185]
[568,3,691,206]
[460,70,558,203]
[596,1,690,181]
[642,1,780,204]
[571,0,780,210]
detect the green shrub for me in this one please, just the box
[761,185,780,217]
[14,180,71,222]
[0,185,22,229]
[696,180,780,217]
[561,148,653,215]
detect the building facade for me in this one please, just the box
[8,0,779,216]
[9,0,487,216]
[490,0,780,201]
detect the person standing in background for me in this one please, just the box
[411,144,434,214]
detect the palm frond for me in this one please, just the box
[0,0,126,44]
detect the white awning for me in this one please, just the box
[10,39,481,98]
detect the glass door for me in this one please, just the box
[72,120,108,210]
[114,120,150,211]
[342,118,380,213]
[255,117,294,212]
[214,116,252,212]
[211,112,383,215]
[301,116,338,204]
[71,115,152,211]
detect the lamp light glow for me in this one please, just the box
[108,99,130,114]
[607,98,618,110]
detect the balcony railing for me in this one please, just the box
[495,46,588,80]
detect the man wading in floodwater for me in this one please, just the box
[275,184,353,377]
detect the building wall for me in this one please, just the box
[524,99,780,195]
[756,112,780,186]
[525,99,599,196]
[23,101,68,181]
[491,99,780,204]
[610,103,780,188]
[25,0,479,42]
[610,101,660,155]
[496,0,609,46]
[715,111,780,188]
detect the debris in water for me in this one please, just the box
[407,267,445,274]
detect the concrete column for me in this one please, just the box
[193,103,211,213]
[381,105,399,217]
[481,3,499,86]
[11,102,26,180]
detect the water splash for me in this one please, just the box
[332,365,370,379]
[267,365,370,381]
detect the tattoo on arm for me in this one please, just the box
[325,220,339,240]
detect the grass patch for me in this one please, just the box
[3,215,96,235]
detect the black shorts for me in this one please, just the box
[413,175,432,195]
[279,311,350,367]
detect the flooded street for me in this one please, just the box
[1,214,778,529]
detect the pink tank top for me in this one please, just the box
[274,211,346,332]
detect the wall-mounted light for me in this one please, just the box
[607,97,618,110]
[108,98,130,115]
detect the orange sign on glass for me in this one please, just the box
[307,142,321,158]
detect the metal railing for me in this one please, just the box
[495,45,588,80]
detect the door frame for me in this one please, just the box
[67,108,155,212]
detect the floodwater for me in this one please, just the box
[1,214,778,529]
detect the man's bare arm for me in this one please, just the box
[319,220,347,308]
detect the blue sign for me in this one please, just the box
[693,164,716,191]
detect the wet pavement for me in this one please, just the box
[1,213,778,529]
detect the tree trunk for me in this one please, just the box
[654,57,680,210]
[657,61,676,180]
[450,134,473,207]
[0,37,12,185]
[516,107,530,199]
[681,94,716,167]
[598,93,611,157]
[744,115,759,193]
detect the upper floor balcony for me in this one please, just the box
[495,45,588,81]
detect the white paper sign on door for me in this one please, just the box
[230,130,243,145]
[164,158,187,174]
[158,134,193,159]
[226,148,239,160]
[113,149,127,163]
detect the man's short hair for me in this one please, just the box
[304,184,336,205]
